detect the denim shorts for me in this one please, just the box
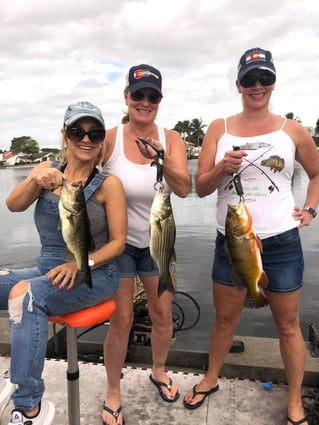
[116,243,159,278]
[212,227,304,293]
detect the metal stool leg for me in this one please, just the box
[66,327,80,425]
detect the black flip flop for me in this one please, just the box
[183,384,219,410]
[102,404,125,425]
[149,374,180,402]
[287,416,308,425]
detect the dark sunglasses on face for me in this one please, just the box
[239,72,276,88]
[66,127,105,144]
[130,90,162,104]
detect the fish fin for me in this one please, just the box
[157,274,175,297]
[64,247,75,261]
[171,248,176,263]
[244,290,268,309]
[231,270,247,290]
[258,271,269,289]
[255,235,263,253]
[73,270,93,289]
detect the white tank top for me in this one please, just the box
[215,119,298,239]
[103,124,169,248]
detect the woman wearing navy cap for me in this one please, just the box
[102,64,190,425]
[183,48,319,425]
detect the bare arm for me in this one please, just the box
[196,119,246,197]
[135,129,190,198]
[287,120,319,227]
[89,174,127,267]
[162,129,190,198]
[6,161,63,212]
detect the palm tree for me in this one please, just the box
[190,118,207,146]
[285,112,301,123]
[173,120,192,142]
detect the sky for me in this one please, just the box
[1,0,318,150]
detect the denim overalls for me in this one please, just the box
[0,167,119,412]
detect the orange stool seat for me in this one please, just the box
[49,298,116,328]
[49,298,116,425]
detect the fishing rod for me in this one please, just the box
[225,145,279,195]
[136,137,164,190]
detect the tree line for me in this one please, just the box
[1,115,319,154]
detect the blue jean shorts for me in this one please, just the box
[212,227,304,293]
[116,243,159,278]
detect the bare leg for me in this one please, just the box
[184,282,246,406]
[142,275,179,400]
[267,290,308,425]
[102,278,134,425]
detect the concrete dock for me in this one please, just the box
[1,333,319,425]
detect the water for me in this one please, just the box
[0,162,318,351]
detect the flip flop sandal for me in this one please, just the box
[149,374,180,403]
[102,404,125,425]
[183,384,219,410]
[287,416,308,425]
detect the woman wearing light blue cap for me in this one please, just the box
[0,101,127,425]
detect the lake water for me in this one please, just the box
[0,162,318,351]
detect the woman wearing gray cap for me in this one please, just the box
[102,64,190,425]
[183,48,319,425]
[0,101,127,425]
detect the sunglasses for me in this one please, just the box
[66,127,105,144]
[239,72,276,88]
[130,90,162,104]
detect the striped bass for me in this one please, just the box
[150,186,176,297]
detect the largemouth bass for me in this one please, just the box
[225,200,268,308]
[150,186,176,297]
[58,178,93,289]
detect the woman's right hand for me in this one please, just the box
[222,149,247,175]
[29,166,63,190]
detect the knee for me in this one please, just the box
[8,280,30,323]
[215,314,240,335]
[111,310,134,335]
[148,304,172,328]
[9,280,29,300]
[276,318,300,338]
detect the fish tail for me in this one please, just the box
[157,273,175,297]
[244,290,268,308]
[73,270,93,289]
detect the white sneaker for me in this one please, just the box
[8,399,55,425]
[0,378,15,418]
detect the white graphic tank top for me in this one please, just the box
[215,119,298,239]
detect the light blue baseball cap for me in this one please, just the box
[64,101,105,128]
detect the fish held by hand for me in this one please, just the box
[225,200,268,308]
[150,186,176,297]
[58,178,94,289]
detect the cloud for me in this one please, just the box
[0,0,318,150]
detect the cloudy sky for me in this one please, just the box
[1,0,318,150]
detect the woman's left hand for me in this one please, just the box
[135,137,163,160]
[47,261,79,291]
[293,206,313,228]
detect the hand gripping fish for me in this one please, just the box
[58,178,94,289]
[225,200,268,308]
[150,185,176,297]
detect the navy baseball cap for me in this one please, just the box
[125,64,162,95]
[237,48,276,80]
[64,101,105,128]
